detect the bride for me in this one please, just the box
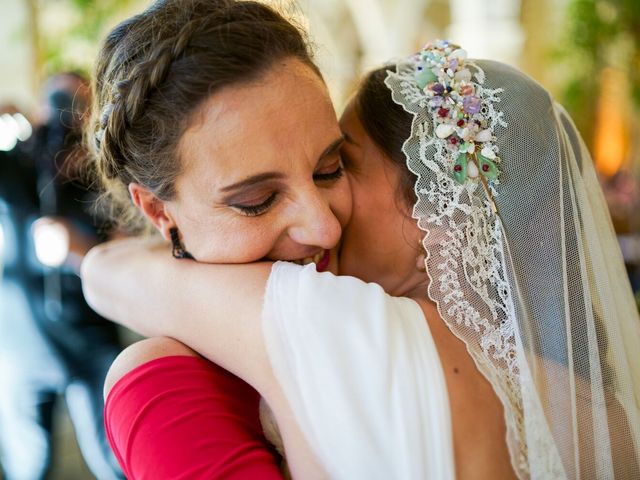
[82,1,640,478]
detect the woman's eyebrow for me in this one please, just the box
[220,172,285,193]
[317,136,345,165]
[343,132,361,148]
[220,136,344,193]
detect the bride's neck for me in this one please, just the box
[391,269,430,299]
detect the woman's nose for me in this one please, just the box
[288,190,342,249]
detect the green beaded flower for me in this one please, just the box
[413,40,503,186]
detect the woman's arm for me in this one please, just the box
[81,236,272,388]
[82,237,326,479]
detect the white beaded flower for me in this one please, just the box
[412,40,503,185]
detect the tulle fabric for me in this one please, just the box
[261,262,455,480]
[386,59,640,479]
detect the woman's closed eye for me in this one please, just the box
[313,157,344,182]
[228,156,343,217]
[229,192,278,217]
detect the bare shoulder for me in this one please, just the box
[412,297,518,479]
[103,337,199,399]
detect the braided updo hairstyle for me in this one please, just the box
[88,0,318,232]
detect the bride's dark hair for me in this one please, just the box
[87,0,318,232]
[356,64,618,390]
[353,67,415,208]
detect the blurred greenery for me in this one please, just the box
[558,0,640,147]
[30,0,640,153]
[38,0,136,76]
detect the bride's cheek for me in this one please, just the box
[330,178,354,229]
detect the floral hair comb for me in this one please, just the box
[412,40,505,185]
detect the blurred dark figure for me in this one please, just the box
[0,73,123,480]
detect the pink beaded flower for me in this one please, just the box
[413,40,502,185]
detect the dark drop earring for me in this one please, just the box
[169,227,194,260]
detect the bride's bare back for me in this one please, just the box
[417,298,517,480]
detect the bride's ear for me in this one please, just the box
[128,182,175,241]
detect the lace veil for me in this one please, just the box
[385,44,640,479]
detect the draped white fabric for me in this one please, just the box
[262,262,455,480]
[386,58,640,479]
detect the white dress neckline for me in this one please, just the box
[261,261,456,479]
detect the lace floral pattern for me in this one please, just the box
[386,45,567,479]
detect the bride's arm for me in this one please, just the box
[82,237,326,478]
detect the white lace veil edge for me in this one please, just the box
[385,57,640,479]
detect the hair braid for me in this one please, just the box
[87,0,317,233]
[94,15,206,182]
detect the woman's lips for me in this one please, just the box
[291,249,331,272]
[315,249,331,272]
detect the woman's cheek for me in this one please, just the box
[186,222,277,264]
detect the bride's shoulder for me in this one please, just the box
[267,261,420,327]
[270,261,388,296]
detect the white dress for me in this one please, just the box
[261,261,456,480]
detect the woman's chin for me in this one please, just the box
[337,252,378,283]
[337,252,359,279]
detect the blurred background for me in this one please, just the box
[0,0,639,478]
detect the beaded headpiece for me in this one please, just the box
[393,40,507,190]
[383,40,640,479]
[384,43,531,473]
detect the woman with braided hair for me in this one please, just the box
[83,0,640,478]
[87,0,348,478]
